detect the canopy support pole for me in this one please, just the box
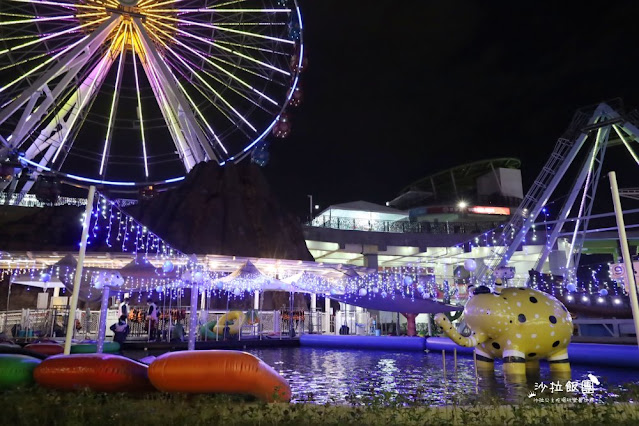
[188,282,198,350]
[64,185,95,355]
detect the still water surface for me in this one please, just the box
[245,347,639,405]
[127,347,639,405]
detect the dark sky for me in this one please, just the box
[262,1,639,219]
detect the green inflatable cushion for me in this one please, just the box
[70,342,120,354]
[0,354,41,390]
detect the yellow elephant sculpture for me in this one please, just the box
[435,282,573,377]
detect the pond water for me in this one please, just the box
[244,347,639,405]
[127,347,639,406]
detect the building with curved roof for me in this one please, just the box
[389,158,522,210]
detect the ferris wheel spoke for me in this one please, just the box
[145,18,281,89]
[146,20,279,109]
[99,26,128,177]
[161,42,258,135]
[166,49,274,132]
[147,16,289,78]
[0,36,86,94]
[22,49,116,164]
[0,18,108,58]
[0,13,103,26]
[144,12,296,46]
[164,54,249,152]
[8,0,104,12]
[0,15,119,135]
[0,45,68,72]
[132,17,216,165]
[49,21,127,164]
[150,8,292,14]
[129,24,149,176]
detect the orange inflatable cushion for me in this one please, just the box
[148,350,291,402]
[24,343,64,356]
[34,353,154,392]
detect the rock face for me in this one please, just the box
[0,205,82,251]
[0,161,313,261]
[127,161,313,260]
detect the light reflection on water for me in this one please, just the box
[243,347,639,405]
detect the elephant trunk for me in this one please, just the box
[434,313,486,348]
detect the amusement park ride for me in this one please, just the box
[0,0,305,196]
[475,100,639,286]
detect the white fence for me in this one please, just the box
[0,308,370,342]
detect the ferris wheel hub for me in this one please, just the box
[119,0,141,6]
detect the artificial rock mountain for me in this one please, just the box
[0,161,313,261]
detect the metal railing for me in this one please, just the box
[0,193,137,208]
[309,215,500,234]
[0,308,364,342]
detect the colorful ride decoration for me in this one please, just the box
[0,354,41,390]
[24,343,64,357]
[200,310,260,339]
[148,350,291,402]
[34,354,154,392]
[435,282,573,377]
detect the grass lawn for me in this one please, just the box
[2,387,639,425]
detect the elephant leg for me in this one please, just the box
[548,349,571,378]
[475,348,494,372]
[503,349,526,378]
[525,359,540,373]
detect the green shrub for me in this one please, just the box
[1,386,639,425]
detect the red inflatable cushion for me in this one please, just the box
[24,343,64,356]
[34,354,153,392]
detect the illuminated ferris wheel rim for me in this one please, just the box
[0,0,305,188]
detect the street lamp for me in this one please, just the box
[307,195,313,222]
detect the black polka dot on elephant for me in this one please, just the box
[518,314,526,323]
[529,296,538,303]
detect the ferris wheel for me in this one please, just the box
[0,0,304,191]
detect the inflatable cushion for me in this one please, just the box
[70,342,120,354]
[0,354,41,389]
[24,343,64,356]
[34,353,154,392]
[148,350,290,402]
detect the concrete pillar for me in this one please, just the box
[254,290,260,310]
[200,291,206,310]
[363,253,378,270]
[53,287,60,298]
[310,293,317,333]
[324,297,331,334]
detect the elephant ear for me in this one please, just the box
[445,310,463,322]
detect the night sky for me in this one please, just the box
[263,1,639,219]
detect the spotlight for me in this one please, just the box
[566,295,573,301]
[597,297,605,304]
[581,296,589,302]
[458,201,468,209]
[614,298,622,305]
